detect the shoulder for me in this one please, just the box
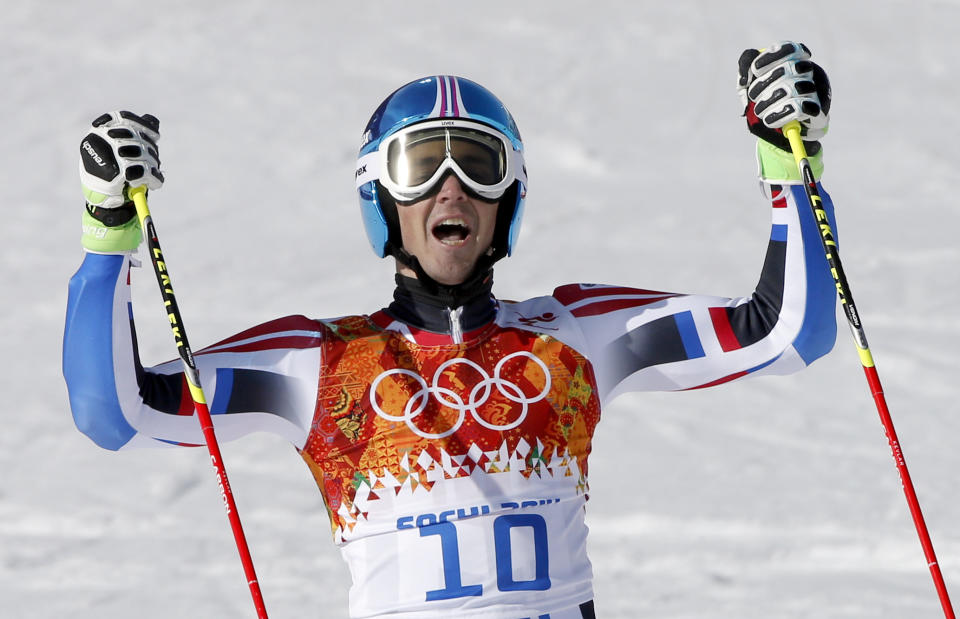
[494,290,587,350]
[495,283,678,328]
[196,314,330,355]
[323,313,388,342]
[550,283,681,318]
[496,293,567,331]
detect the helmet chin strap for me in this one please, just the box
[392,245,497,308]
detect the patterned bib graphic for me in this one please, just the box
[300,316,601,540]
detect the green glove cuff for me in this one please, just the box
[82,184,112,207]
[756,139,824,183]
[81,208,142,252]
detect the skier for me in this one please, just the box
[64,42,837,618]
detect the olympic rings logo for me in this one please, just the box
[369,352,552,439]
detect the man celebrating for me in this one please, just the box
[65,42,837,618]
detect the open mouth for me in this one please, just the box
[432,218,471,246]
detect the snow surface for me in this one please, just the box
[3,1,958,617]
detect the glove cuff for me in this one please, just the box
[81,207,142,252]
[756,139,823,184]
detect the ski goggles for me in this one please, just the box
[356,119,525,203]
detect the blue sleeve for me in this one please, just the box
[788,182,839,364]
[63,253,137,450]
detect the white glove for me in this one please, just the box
[80,111,164,209]
[737,41,831,148]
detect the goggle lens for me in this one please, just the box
[386,127,507,190]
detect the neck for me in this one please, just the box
[387,272,497,334]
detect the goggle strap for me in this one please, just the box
[355,151,380,188]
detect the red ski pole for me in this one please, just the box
[783,121,954,618]
[129,185,269,619]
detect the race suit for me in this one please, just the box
[63,183,838,618]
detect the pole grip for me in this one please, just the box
[783,120,807,166]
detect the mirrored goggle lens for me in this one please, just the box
[385,127,507,189]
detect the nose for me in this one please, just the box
[436,173,468,203]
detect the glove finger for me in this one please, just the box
[811,62,832,116]
[737,48,760,87]
[753,89,823,130]
[118,111,161,144]
[91,112,113,128]
[140,114,160,132]
[751,41,811,77]
[94,111,162,143]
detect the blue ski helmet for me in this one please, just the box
[355,76,527,261]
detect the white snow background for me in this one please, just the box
[2,1,958,617]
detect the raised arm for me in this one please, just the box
[555,42,839,404]
[63,112,321,450]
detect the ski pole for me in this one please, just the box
[783,121,954,618]
[129,185,269,619]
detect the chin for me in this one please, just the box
[426,263,473,286]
